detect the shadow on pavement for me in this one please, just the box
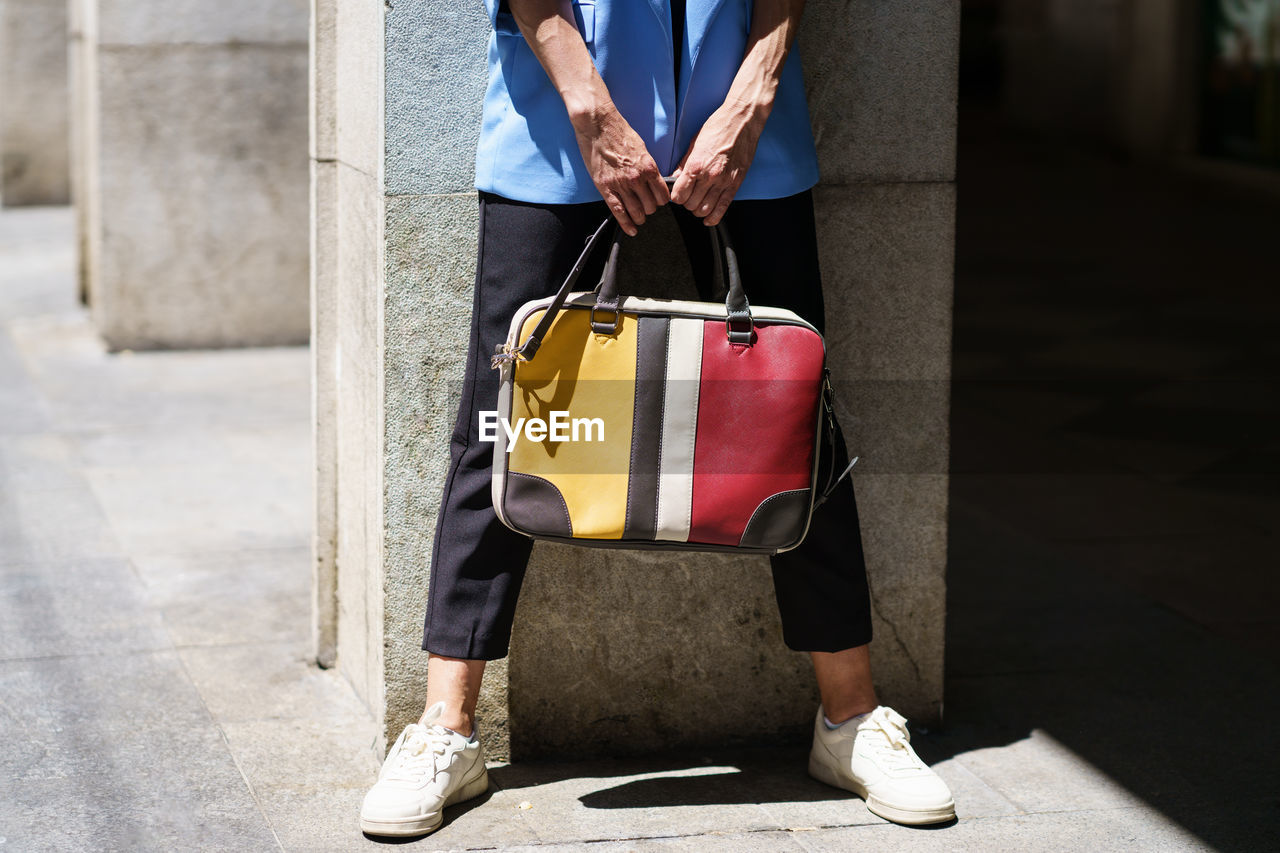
[937,111,1280,849]
[490,747,845,806]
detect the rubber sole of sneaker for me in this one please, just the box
[807,754,956,826]
[360,766,491,838]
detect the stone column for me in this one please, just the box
[798,0,958,728]
[308,0,339,670]
[67,0,94,301]
[0,0,71,205]
[69,0,310,349]
[314,0,958,760]
[1003,0,1198,154]
[311,0,390,719]
[1114,0,1200,155]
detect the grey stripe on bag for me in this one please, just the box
[624,315,669,540]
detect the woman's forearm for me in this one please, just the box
[507,0,615,132]
[723,0,807,130]
[507,0,669,233]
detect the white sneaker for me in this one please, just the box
[808,705,956,825]
[359,701,490,837]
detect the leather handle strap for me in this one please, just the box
[716,224,755,345]
[491,216,617,367]
[593,218,755,345]
[590,232,624,334]
[491,210,757,370]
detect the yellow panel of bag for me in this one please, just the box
[507,308,637,539]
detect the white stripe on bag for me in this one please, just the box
[655,317,703,541]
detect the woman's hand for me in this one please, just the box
[669,102,766,227]
[570,105,670,236]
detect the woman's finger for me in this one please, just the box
[618,185,648,230]
[668,148,694,203]
[635,175,660,215]
[704,188,735,227]
[694,186,722,220]
[681,173,714,214]
[605,192,638,236]
[670,169,695,205]
[646,169,672,207]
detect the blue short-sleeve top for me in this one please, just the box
[475,0,820,204]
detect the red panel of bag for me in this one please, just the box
[688,321,824,546]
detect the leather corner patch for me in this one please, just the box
[739,489,811,550]
[503,472,572,538]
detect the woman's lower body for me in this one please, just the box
[421,188,872,658]
[359,189,959,837]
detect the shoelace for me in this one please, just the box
[384,725,454,783]
[860,707,925,773]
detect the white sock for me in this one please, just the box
[824,710,872,730]
[441,724,477,741]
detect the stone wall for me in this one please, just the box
[315,0,958,761]
[0,0,70,205]
[71,0,310,349]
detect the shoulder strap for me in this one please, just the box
[491,216,617,368]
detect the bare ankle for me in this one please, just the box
[423,708,474,738]
[423,654,485,738]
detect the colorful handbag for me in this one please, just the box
[488,218,842,554]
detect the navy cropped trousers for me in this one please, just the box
[422,189,872,660]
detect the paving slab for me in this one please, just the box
[490,761,783,844]
[0,433,127,567]
[134,549,311,647]
[485,747,920,844]
[0,433,88,492]
[0,330,52,435]
[6,313,309,434]
[7,769,281,852]
[82,458,310,559]
[792,809,1212,853]
[0,207,77,321]
[177,640,371,724]
[0,484,125,566]
[219,717,380,794]
[0,558,170,661]
[401,784,541,851]
[942,496,1280,847]
[256,783,386,851]
[499,830,809,852]
[951,729,1149,815]
[0,652,279,850]
[908,758,1020,822]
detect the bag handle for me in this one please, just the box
[491,215,755,369]
[491,216,614,367]
[590,219,755,346]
